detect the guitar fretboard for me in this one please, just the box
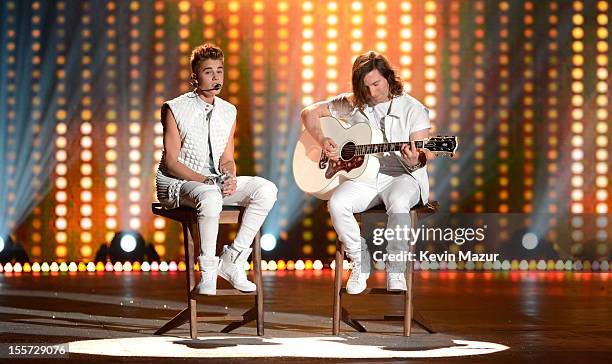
[355,141,425,155]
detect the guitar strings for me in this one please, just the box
[339,140,452,156]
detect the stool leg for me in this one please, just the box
[186,223,198,339]
[404,211,417,336]
[253,230,264,336]
[333,239,344,335]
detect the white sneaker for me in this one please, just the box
[196,256,219,295]
[346,251,371,294]
[218,245,256,292]
[386,272,407,291]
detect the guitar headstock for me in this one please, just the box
[424,136,458,157]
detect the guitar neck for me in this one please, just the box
[356,140,425,155]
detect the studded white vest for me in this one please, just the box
[156,92,236,208]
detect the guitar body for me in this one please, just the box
[293,117,457,200]
[293,116,383,200]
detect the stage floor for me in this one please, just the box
[0,270,609,363]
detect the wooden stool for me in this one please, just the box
[152,202,264,338]
[332,201,439,336]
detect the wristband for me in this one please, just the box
[406,162,423,172]
[407,151,427,172]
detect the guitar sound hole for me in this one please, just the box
[340,142,356,161]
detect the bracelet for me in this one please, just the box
[202,176,215,185]
[406,162,423,172]
[407,151,427,172]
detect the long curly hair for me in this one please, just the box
[351,51,403,109]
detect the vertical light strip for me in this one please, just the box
[326,1,339,96]
[350,1,363,60]
[472,0,487,270]
[178,1,191,94]
[399,2,412,93]
[79,1,94,260]
[252,1,265,175]
[497,1,510,243]
[423,0,437,195]
[472,1,485,213]
[152,0,167,257]
[202,1,215,41]
[301,1,315,257]
[128,1,142,233]
[54,1,68,258]
[6,1,17,233]
[301,1,314,107]
[375,2,387,53]
[448,0,460,213]
[276,1,291,243]
[423,1,437,120]
[30,1,43,260]
[545,1,559,244]
[227,1,240,107]
[570,1,585,250]
[4,1,17,235]
[594,0,609,254]
[104,1,119,249]
[522,1,534,213]
[498,1,510,214]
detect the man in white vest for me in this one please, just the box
[300,51,431,294]
[156,44,277,294]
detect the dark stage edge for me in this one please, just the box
[0,270,610,363]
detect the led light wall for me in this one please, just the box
[0,0,609,262]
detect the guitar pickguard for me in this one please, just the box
[324,156,365,179]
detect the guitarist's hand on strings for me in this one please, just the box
[400,141,421,168]
[321,137,340,161]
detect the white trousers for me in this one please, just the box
[179,176,277,256]
[328,172,421,262]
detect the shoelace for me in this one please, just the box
[349,262,364,280]
[225,246,244,264]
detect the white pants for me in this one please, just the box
[179,176,277,256]
[328,172,421,262]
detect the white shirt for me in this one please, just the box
[200,107,217,177]
[364,100,406,175]
[327,93,432,203]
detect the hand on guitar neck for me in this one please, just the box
[400,141,424,168]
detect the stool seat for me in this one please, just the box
[152,202,264,338]
[333,201,439,336]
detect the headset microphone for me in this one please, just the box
[201,84,222,91]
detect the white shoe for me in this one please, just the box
[196,256,219,295]
[218,245,256,292]
[346,251,371,294]
[386,272,407,291]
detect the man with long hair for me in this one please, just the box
[301,51,431,294]
[156,43,277,295]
